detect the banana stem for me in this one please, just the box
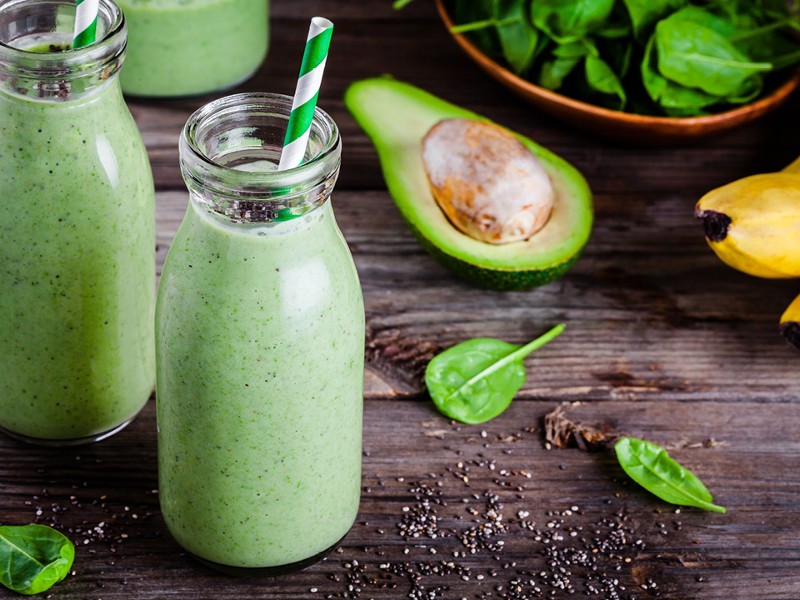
[695,209,731,242]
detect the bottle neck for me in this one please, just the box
[185,172,339,224]
[188,192,337,241]
[180,93,342,225]
[0,0,126,102]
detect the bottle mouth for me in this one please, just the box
[0,0,125,97]
[180,93,342,221]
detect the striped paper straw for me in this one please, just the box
[73,0,100,49]
[278,17,334,170]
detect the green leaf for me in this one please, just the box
[621,0,686,38]
[448,0,799,117]
[453,0,502,58]
[537,40,591,89]
[725,74,763,104]
[656,8,771,97]
[769,48,800,69]
[494,0,539,74]
[0,524,75,595]
[732,18,800,64]
[425,324,565,425]
[450,18,505,34]
[596,22,632,39]
[454,0,497,24]
[531,0,616,43]
[556,38,596,58]
[606,39,634,78]
[585,54,627,108]
[538,57,583,90]
[671,5,741,37]
[641,33,721,110]
[615,437,727,513]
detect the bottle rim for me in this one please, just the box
[180,92,342,205]
[0,0,126,93]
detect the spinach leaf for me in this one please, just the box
[494,0,539,74]
[426,324,565,425]
[452,0,492,25]
[655,8,772,97]
[538,40,591,89]
[585,54,627,107]
[615,437,727,513]
[672,5,742,37]
[622,0,687,38]
[581,0,628,39]
[769,48,800,69]
[607,39,634,78]
[641,34,719,111]
[554,39,595,59]
[596,22,632,40]
[539,56,584,90]
[725,73,763,103]
[453,0,502,58]
[446,0,800,116]
[731,17,800,63]
[714,0,788,25]
[0,524,75,595]
[531,0,616,43]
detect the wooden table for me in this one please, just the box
[2,2,799,598]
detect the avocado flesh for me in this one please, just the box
[344,77,594,290]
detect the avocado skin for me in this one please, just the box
[344,77,593,290]
[410,223,580,291]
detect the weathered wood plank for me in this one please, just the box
[2,4,799,600]
[1,399,798,599]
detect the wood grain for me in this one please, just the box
[2,399,799,599]
[2,1,800,599]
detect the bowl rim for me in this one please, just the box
[435,0,800,129]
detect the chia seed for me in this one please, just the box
[325,424,670,599]
[397,483,445,541]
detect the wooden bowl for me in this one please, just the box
[436,0,800,145]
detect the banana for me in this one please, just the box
[780,293,800,351]
[784,156,800,175]
[695,157,800,278]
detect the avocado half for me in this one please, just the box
[344,77,594,291]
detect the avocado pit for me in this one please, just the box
[422,118,554,244]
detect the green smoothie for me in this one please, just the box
[118,0,269,97]
[0,29,156,440]
[156,199,364,568]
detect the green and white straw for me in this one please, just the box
[278,16,334,170]
[73,0,99,49]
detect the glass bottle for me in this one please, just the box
[0,0,156,444]
[117,0,269,97]
[156,93,364,574]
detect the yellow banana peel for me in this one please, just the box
[784,156,800,175]
[695,158,800,279]
[780,293,800,351]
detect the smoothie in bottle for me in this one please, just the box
[118,0,268,97]
[156,93,364,572]
[0,0,156,443]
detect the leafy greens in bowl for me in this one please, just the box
[434,0,800,143]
